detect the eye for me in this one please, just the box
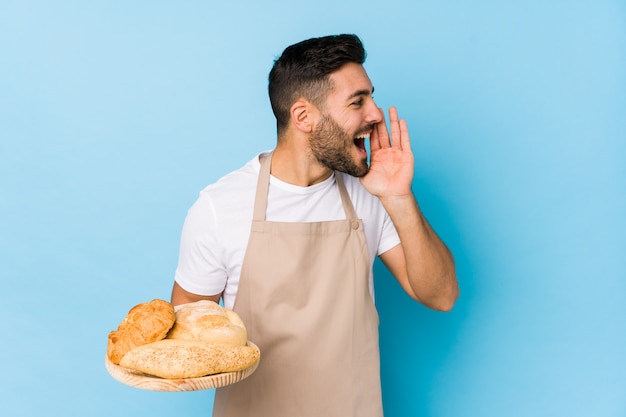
[351,98,363,107]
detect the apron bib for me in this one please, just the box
[213,153,383,417]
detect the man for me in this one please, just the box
[171,34,458,416]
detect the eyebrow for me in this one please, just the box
[347,86,375,100]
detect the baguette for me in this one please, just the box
[119,339,260,379]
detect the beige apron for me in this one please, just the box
[213,153,383,417]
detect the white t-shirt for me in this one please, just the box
[174,152,401,310]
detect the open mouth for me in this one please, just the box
[353,134,369,154]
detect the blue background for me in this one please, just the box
[1,1,624,416]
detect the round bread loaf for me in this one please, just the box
[167,300,247,346]
[107,299,176,364]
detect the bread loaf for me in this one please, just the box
[119,339,260,379]
[107,299,176,364]
[167,300,247,346]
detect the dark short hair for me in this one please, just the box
[268,34,366,134]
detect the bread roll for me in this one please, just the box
[119,339,260,379]
[107,299,176,364]
[167,300,247,346]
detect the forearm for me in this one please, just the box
[380,194,459,311]
[171,281,222,307]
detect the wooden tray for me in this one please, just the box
[105,341,260,392]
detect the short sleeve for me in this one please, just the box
[174,193,228,296]
[377,210,400,256]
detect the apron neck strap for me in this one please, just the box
[334,170,358,221]
[253,152,358,221]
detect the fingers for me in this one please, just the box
[373,107,409,151]
[370,107,386,152]
[388,107,401,149]
[399,118,411,152]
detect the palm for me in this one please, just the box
[360,107,415,198]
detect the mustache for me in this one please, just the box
[355,125,375,137]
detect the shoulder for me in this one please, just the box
[335,172,389,218]
[336,173,378,204]
[197,153,264,201]
[184,153,264,227]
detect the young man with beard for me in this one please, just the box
[171,34,459,416]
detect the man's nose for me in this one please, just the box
[365,99,383,124]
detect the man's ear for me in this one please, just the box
[290,99,317,133]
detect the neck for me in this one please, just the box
[266,137,332,187]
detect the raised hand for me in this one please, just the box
[360,107,415,199]
[362,107,458,311]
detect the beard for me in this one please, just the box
[309,113,370,177]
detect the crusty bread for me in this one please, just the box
[107,299,176,364]
[167,300,247,346]
[119,339,260,379]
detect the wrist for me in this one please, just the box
[379,193,420,216]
